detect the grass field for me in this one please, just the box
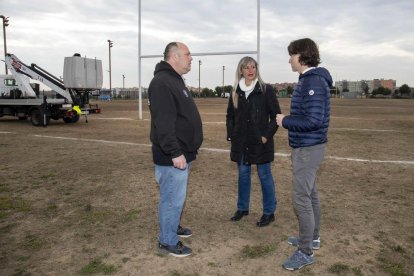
[1,98,413,275]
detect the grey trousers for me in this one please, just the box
[291,143,326,255]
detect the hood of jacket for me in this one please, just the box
[153,60,181,79]
[300,67,333,87]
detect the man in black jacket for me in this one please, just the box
[148,42,203,257]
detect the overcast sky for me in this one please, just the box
[2,0,414,90]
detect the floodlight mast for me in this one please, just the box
[137,0,261,120]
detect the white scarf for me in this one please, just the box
[239,78,258,98]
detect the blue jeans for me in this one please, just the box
[237,159,277,215]
[155,163,190,246]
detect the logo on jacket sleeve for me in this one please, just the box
[308,90,315,96]
[182,89,189,97]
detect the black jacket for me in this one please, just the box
[148,61,203,165]
[226,83,281,164]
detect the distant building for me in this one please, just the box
[335,80,370,98]
[377,79,396,91]
[273,82,296,92]
[335,78,396,98]
[115,87,148,99]
[98,89,112,100]
[272,82,297,98]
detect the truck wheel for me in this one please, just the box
[71,114,80,123]
[31,109,50,126]
[18,116,28,120]
[63,113,79,123]
[63,116,71,123]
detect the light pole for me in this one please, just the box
[198,60,202,95]
[122,74,125,89]
[222,66,225,97]
[0,15,9,74]
[107,39,113,94]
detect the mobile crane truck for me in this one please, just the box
[0,53,102,126]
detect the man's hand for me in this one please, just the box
[276,114,285,127]
[172,155,187,170]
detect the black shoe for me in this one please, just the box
[177,225,192,238]
[230,210,249,221]
[158,241,192,257]
[256,213,275,227]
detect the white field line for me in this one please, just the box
[331,128,400,132]
[86,118,407,133]
[212,117,412,124]
[325,156,414,165]
[0,131,14,134]
[203,122,226,124]
[201,115,412,121]
[95,117,136,120]
[332,106,413,109]
[201,147,290,157]
[331,116,396,121]
[32,135,151,147]
[29,134,414,165]
[202,122,404,133]
[93,117,151,121]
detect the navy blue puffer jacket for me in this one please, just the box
[282,67,332,148]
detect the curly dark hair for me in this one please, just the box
[287,38,320,67]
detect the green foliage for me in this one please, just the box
[40,173,56,179]
[214,85,233,96]
[81,208,115,224]
[122,209,140,223]
[391,245,405,254]
[0,196,31,218]
[169,272,199,276]
[12,268,31,276]
[379,261,407,276]
[80,259,116,275]
[200,87,216,97]
[241,244,276,258]
[287,86,293,95]
[372,86,391,96]
[375,231,410,276]
[224,85,233,93]
[327,263,350,274]
[360,82,369,94]
[399,84,410,95]
[23,235,47,251]
[0,182,9,192]
[352,266,363,276]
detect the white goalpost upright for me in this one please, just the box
[137,0,261,120]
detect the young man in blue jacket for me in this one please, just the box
[276,38,332,270]
[148,42,203,257]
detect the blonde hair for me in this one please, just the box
[232,56,265,108]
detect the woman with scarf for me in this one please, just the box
[226,56,281,227]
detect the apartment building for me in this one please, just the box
[335,79,396,93]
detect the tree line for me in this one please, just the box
[189,84,413,98]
